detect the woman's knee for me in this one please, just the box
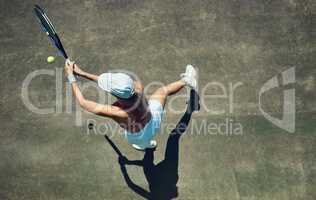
[154,86,169,97]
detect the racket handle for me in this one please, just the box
[65,58,72,65]
[65,59,80,81]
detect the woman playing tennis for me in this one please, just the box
[64,61,197,150]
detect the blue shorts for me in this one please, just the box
[125,100,164,149]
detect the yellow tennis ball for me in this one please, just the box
[47,56,55,63]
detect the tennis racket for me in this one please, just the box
[34,5,70,63]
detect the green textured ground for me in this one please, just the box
[1,0,316,199]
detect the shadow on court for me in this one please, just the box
[104,90,199,200]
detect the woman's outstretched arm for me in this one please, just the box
[73,63,99,82]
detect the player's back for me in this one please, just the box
[112,93,152,133]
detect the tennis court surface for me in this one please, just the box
[1,0,315,199]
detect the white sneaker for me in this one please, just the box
[181,64,197,90]
[132,140,157,151]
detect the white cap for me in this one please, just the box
[98,73,135,99]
